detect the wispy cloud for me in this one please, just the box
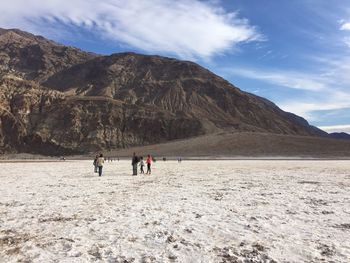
[343,37,350,48]
[271,77,350,122]
[339,20,350,48]
[318,124,350,133]
[0,0,262,59]
[279,100,350,122]
[223,55,350,122]
[225,68,328,91]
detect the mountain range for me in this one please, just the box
[0,28,349,156]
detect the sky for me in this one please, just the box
[1,0,350,133]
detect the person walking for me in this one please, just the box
[132,152,139,176]
[97,153,104,177]
[139,157,145,174]
[146,154,152,175]
[93,155,98,173]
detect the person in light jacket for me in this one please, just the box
[97,153,104,177]
[139,157,145,174]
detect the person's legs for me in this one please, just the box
[147,163,151,174]
[94,165,98,173]
[140,166,144,174]
[98,166,102,176]
[133,164,137,175]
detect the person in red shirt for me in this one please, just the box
[146,154,152,174]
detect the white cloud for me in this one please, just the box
[226,68,328,91]
[223,57,350,123]
[0,0,262,59]
[318,124,350,133]
[279,100,350,122]
[340,22,350,30]
[340,21,350,47]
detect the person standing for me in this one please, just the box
[146,154,152,175]
[139,157,145,174]
[97,153,104,177]
[132,152,139,176]
[93,155,98,173]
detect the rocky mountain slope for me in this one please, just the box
[43,52,327,136]
[0,28,332,155]
[0,28,97,82]
[0,75,200,154]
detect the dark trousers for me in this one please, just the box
[132,164,137,175]
[146,163,151,174]
[94,165,98,173]
[140,165,144,174]
[98,166,103,176]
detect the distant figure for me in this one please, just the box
[93,155,99,173]
[97,154,105,177]
[163,157,166,161]
[146,154,152,174]
[132,152,139,176]
[139,157,145,174]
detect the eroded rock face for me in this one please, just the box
[44,52,327,137]
[0,28,327,155]
[0,75,66,154]
[0,75,202,154]
[31,97,203,154]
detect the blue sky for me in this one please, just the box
[1,0,350,133]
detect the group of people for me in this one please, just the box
[132,153,153,175]
[93,153,153,176]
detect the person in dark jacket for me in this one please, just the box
[132,152,139,175]
[93,155,98,173]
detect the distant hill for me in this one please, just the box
[0,28,342,156]
[109,132,350,158]
[329,132,350,140]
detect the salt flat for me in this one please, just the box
[0,160,349,263]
